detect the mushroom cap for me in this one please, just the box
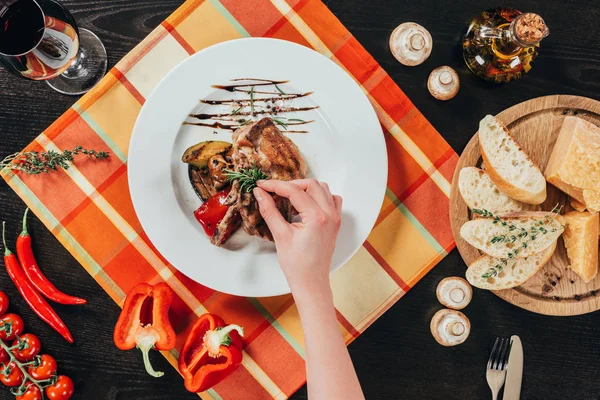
[389,22,433,66]
[430,309,471,347]
[436,276,472,310]
[428,66,460,101]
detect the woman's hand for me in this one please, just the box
[253,179,342,293]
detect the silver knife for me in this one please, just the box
[502,335,523,400]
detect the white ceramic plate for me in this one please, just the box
[128,38,387,297]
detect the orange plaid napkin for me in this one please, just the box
[1,0,458,398]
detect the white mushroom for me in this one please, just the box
[427,66,460,101]
[389,22,433,66]
[430,309,471,347]
[436,276,472,310]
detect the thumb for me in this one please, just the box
[253,187,290,237]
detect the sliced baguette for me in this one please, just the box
[466,241,557,290]
[458,167,535,214]
[478,115,546,205]
[563,211,599,283]
[460,212,565,259]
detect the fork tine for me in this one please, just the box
[493,338,507,370]
[496,339,510,370]
[487,337,500,369]
[501,339,513,370]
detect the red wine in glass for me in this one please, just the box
[0,0,107,95]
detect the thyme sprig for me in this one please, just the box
[224,165,268,193]
[482,259,508,279]
[472,207,563,278]
[0,146,110,175]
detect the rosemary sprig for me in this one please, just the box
[0,146,110,175]
[230,105,243,116]
[272,118,289,130]
[249,86,255,116]
[224,165,268,193]
[274,84,286,95]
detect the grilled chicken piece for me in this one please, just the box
[227,118,307,241]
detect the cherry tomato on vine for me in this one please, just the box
[0,347,9,364]
[0,291,8,316]
[28,354,57,380]
[11,334,41,362]
[45,375,74,400]
[0,361,24,387]
[0,313,24,340]
[16,382,42,400]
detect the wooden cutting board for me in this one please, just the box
[450,95,600,316]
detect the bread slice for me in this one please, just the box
[545,117,600,207]
[458,167,535,214]
[478,115,546,205]
[466,241,557,290]
[460,212,565,259]
[563,211,599,283]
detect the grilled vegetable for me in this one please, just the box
[181,141,232,169]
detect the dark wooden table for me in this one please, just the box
[1,0,599,399]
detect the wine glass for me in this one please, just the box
[0,0,108,95]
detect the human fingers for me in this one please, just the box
[253,187,290,238]
[256,180,320,215]
[289,179,335,212]
[333,195,343,217]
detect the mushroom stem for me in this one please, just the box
[447,321,466,337]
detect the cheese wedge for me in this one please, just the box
[583,190,600,214]
[563,211,599,283]
[545,117,600,210]
[570,197,587,212]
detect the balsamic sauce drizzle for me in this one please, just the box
[186,78,317,133]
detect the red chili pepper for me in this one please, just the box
[194,189,231,237]
[179,314,244,393]
[2,222,74,343]
[113,283,176,378]
[17,209,86,306]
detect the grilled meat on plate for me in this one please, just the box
[226,118,307,241]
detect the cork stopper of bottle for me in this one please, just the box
[513,13,549,45]
[427,66,460,101]
[389,22,433,66]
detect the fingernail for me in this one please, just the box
[253,187,263,201]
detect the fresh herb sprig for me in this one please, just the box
[472,207,563,278]
[274,84,286,95]
[482,259,508,279]
[249,86,255,116]
[224,165,268,193]
[0,146,110,175]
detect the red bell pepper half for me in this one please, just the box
[179,314,244,392]
[113,283,176,378]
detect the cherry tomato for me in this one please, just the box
[0,361,24,387]
[12,334,41,362]
[45,375,74,400]
[0,313,24,340]
[16,382,42,400]
[0,291,8,316]
[28,354,57,380]
[0,347,9,365]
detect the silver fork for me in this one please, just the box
[486,337,512,400]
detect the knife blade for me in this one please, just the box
[502,335,523,400]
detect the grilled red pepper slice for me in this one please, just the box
[2,222,74,343]
[17,209,86,305]
[113,283,176,378]
[179,314,244,393]
[194,189,231,237]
